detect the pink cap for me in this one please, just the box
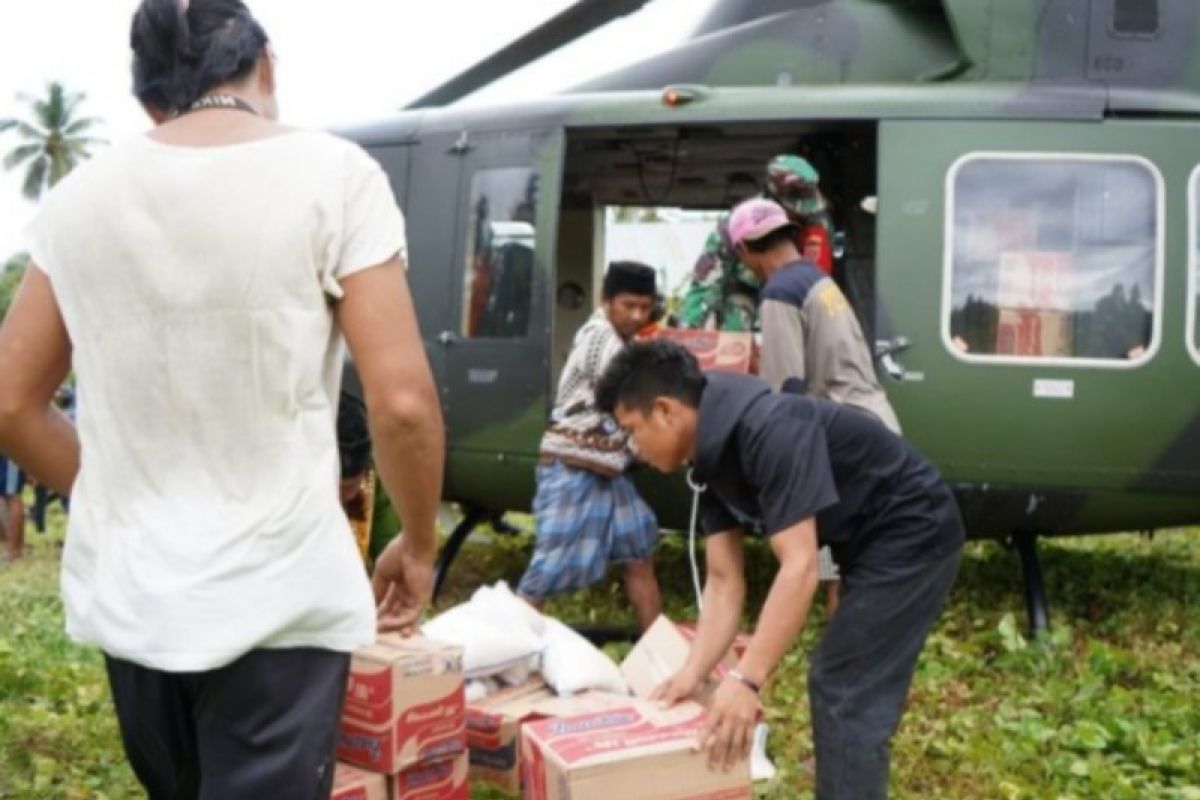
[727,198,792,246]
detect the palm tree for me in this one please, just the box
[0,81,105,201]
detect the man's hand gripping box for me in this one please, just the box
[519,699,751,800]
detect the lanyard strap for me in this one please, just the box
[686,468,707,612]
[174,94,260,118]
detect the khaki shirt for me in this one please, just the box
[758,262,901,434]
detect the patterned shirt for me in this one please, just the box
[539,309,631,475]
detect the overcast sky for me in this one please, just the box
[0,0,710,259]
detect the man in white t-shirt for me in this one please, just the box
[0,3,443,798]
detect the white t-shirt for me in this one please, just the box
[26,129,406,671]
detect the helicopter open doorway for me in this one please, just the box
[551,120,880,382]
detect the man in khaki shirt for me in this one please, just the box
[727,198,901,434]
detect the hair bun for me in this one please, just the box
[130,0,266,111]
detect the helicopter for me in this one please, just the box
[338,0,1200,633]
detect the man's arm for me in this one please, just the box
[337,256,445,634]
[700,516,821,771]
[0,267,77,495]
[758,298,807,392]
[733,516,820,687]
[654,529,746,702]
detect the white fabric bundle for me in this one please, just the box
[422,581,629,696]
[422,582,543,680]
[539,618,629,697]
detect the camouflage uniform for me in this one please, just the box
[680,216,762,331]
[680,155,832,332]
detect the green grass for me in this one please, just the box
[2,507,1198,799]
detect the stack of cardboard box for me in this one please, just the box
[331,619,754,799]
[466,616,752,800]
[332,635,469,800]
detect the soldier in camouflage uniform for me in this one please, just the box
[680,155,833,331]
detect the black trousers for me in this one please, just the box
[808,547,962,800]
[105,648,350,800]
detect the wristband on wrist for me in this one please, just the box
[726,668,761,695]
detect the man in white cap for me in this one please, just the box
[728,197,900,435]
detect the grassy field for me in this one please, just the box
[1,504,1197,799]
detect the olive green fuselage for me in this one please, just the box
[344,0,1200,538]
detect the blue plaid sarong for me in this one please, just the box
[518,460,659,599]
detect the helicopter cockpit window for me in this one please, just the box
[946,156,1159,364]
[461,167,538,339]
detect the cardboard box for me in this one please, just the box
[520,699,751,800]
[674,622,753,662]
[330,763,387,800]
[621,616,748,706]
[467,679,634,792]
[389,753,468,800]
[530,690,634,718]
[337,635,466,774]
[655,329,757,374]
[467,680,556,791]
[995,307,1072,357]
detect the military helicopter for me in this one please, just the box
[340,0,1200,633]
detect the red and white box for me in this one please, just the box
[655,329,758,374]
[467,679,556,791]
[337,635,466,774]
[330,763,387,800]
[388,753,468,800]
[467,678,635,792]
[520,699,751,800]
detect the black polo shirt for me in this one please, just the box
[691,372,963,573]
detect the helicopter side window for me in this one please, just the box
[946,156,1159,365]
[461,166,539,339]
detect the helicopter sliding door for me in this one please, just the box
[438,127,564,507]
[876,119,1200,535]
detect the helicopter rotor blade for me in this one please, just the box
[404,0,656,109]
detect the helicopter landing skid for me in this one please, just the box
[1013,531,1050,637]
[433,506,490,601]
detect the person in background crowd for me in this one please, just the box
[0,455,25,563]
[0,2,443,797]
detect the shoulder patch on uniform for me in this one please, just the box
[814,281,849,318]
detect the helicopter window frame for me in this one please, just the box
[1188,165,1200,367]
[1110,0,1160,39]
[458,165,540,341]
[941,151,1164,370]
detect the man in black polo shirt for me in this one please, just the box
[595,340,963,800]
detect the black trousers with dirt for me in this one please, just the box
[807,544,962,800]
